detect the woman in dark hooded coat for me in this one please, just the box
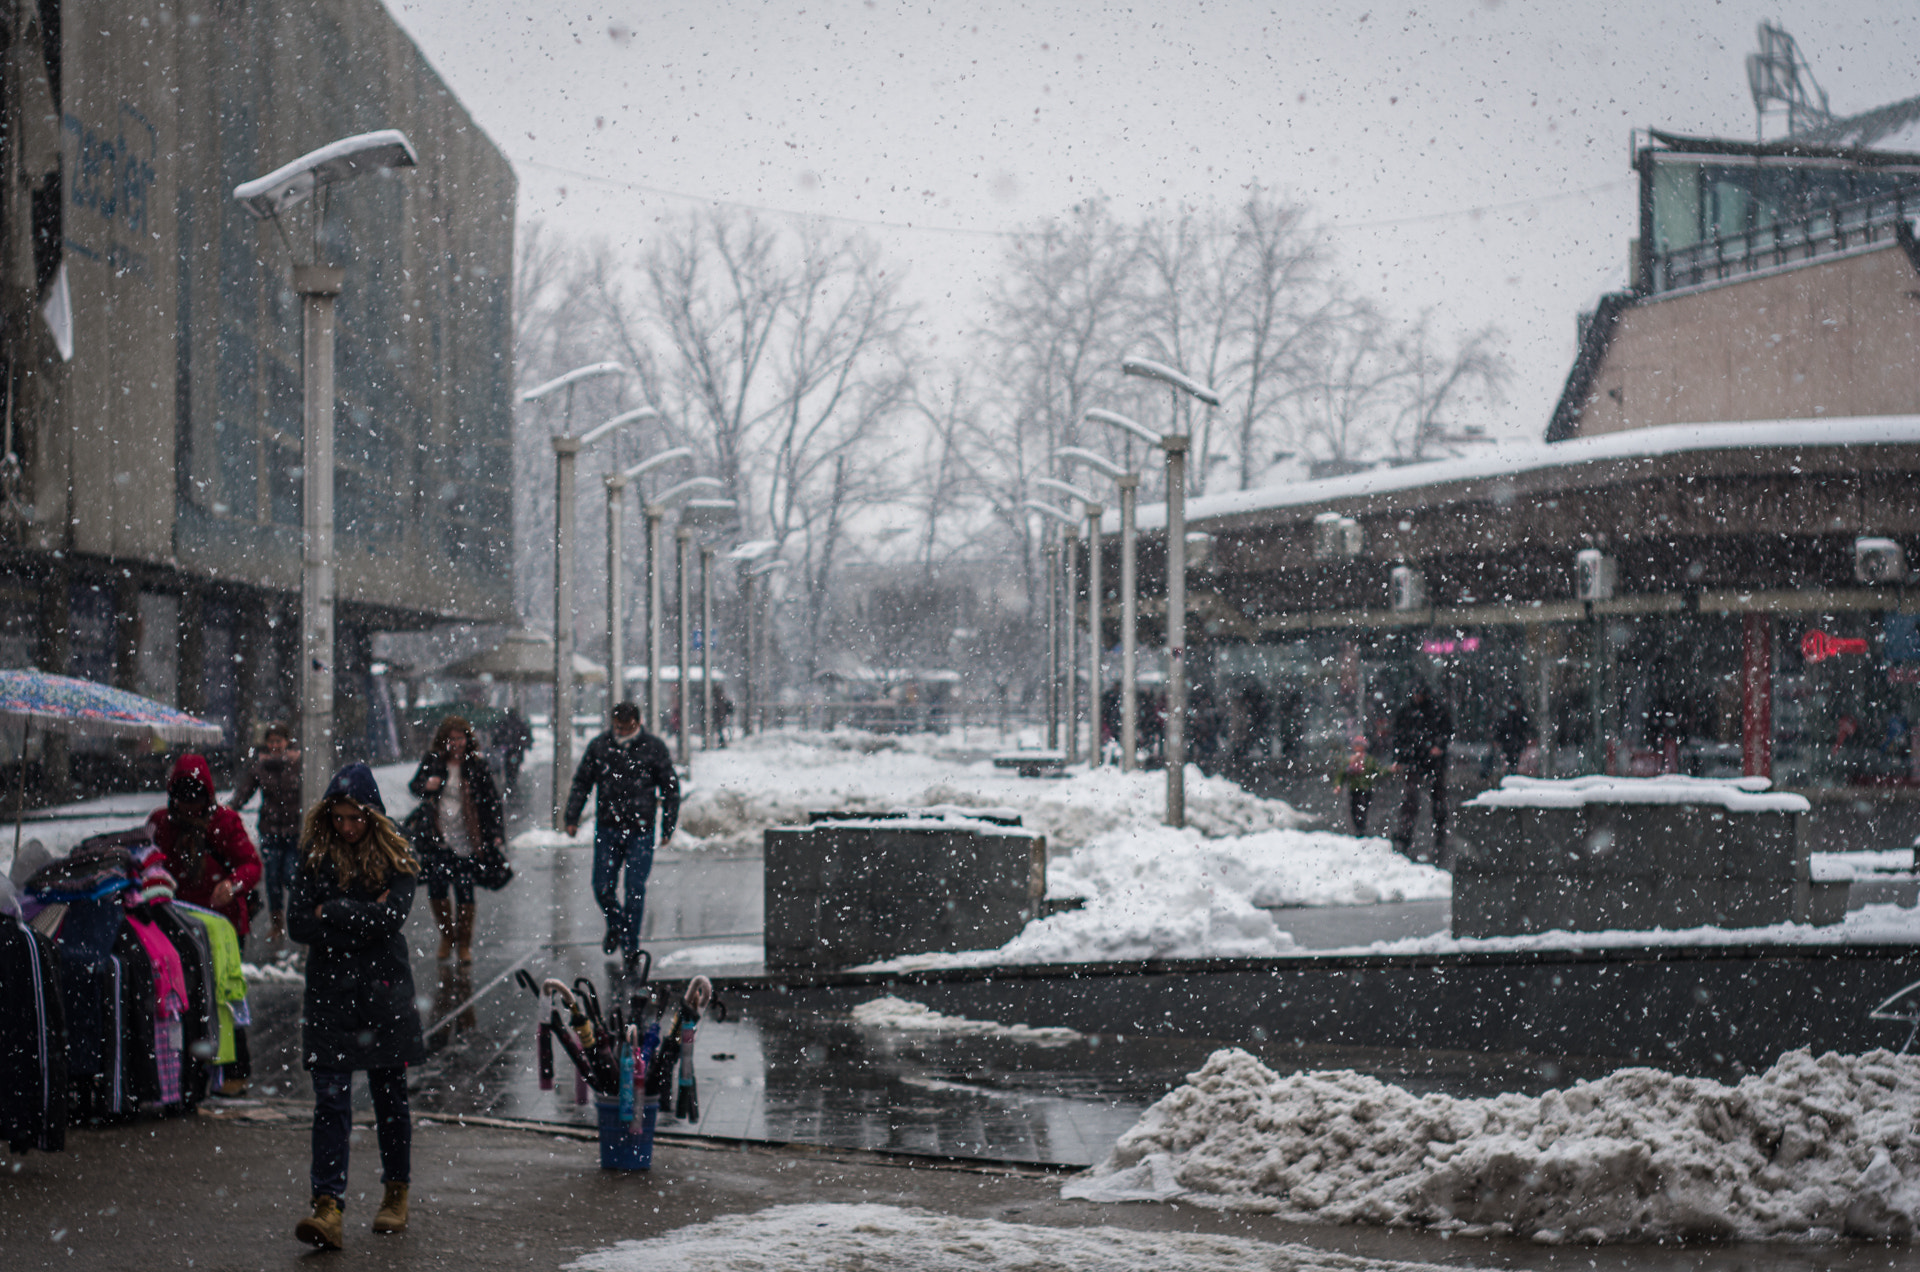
[287,763,424,1249]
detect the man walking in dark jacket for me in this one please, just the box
[564,701,680,969]
[1392,681,1454,864]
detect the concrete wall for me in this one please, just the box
[765,821,1046,970]
[1572,243,1920,438]
[28,0,515,624]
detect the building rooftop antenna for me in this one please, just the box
[1747,22,1831,141]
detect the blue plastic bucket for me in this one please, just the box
[596,1098,657,1171]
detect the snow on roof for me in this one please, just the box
[1467,774,1811,813]
[1122,415,1920,534]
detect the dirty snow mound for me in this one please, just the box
[1067,1047,1920,1243]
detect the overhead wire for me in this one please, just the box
[518,157,1631,241]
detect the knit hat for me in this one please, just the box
[321,762,387,817]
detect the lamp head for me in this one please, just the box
[233,130,417,219]
[1085,407,1162,447]
[1055,446,1129,481]
[520,363,629,404]
[1120,357,1220,406]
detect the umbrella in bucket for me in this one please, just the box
[0,669,225,856]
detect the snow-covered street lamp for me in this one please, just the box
[1115,358,1219,828]
[1036,477,1105,767]
[233,130,417,810]
[524,368,634,828]
[676,498,736,776]
[1024,500,1081,763]
[605,441,687,726]
[645,477,723,738]
[1061,437,1141,770]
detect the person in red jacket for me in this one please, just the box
[149,753,264,936]
[148,753,264,1096]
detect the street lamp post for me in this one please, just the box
[741,557,790,734]
[676,499,738,771]
[1037,477,1105,766]
[644,477,724,735]
[1061,439,1140,770]
[233,130,418,810]
[1116,358,1220,827]
[523,369,634,829]
[1024,500,1080,761]
[701,543,717,753]
[604,443,688,724]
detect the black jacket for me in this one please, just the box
[564,728,680,835]
[287,862,426,1072]
[406,754,505,858]
[1392,693,1454,767]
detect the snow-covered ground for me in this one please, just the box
[671,728,1314,851]
[1065,1046,1920,1245]
[852,994,1081,1044]
[565,1202,1474,1272]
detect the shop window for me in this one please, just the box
[1777,613,1920,788]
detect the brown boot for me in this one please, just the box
[430,896,454,961]
[268,911,286,944]
[295,1194,345,1248]
[371,1182,410,1234]
[455,902,475,963]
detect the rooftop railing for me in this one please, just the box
[1650,186,1920,294]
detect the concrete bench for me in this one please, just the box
[1456,775,1845,938]
[991,750,1067,777]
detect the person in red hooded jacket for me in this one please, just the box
[148,753,265,937]
[149,753,264,1097]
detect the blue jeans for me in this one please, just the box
[592,822,656,957]
[259,833,301,916]
[310,1067,409,1200]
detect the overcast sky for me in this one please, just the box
[388,1,1917,443]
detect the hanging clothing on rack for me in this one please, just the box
[0,914,67,1152]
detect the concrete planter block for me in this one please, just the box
[1720,810,1808,881]
[1583,806,1686,876]
[764,815,1046,970]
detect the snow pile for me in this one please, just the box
[852,995,1080,1043]
[676,730,1306,853]
[242,961,304,985]
[1067,1047,1920,1243]
[566,1201,1469,1272]
[1341,899,1920,957]
[654,942,763,970]
[1470,774,1809,813]
[863,823,1449,970]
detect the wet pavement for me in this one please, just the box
[240,763,1617,1170]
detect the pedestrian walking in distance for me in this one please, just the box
[288,764,425,1248]
[407,715,505,963]
[565,700,680,973]
[1391,681,1454,864]
[227,721,301,947]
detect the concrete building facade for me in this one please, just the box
[0,0,514,793]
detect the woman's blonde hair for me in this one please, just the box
[301,794,418,891]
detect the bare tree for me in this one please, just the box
[1386,312,1510,463]
[569,210,922,684]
